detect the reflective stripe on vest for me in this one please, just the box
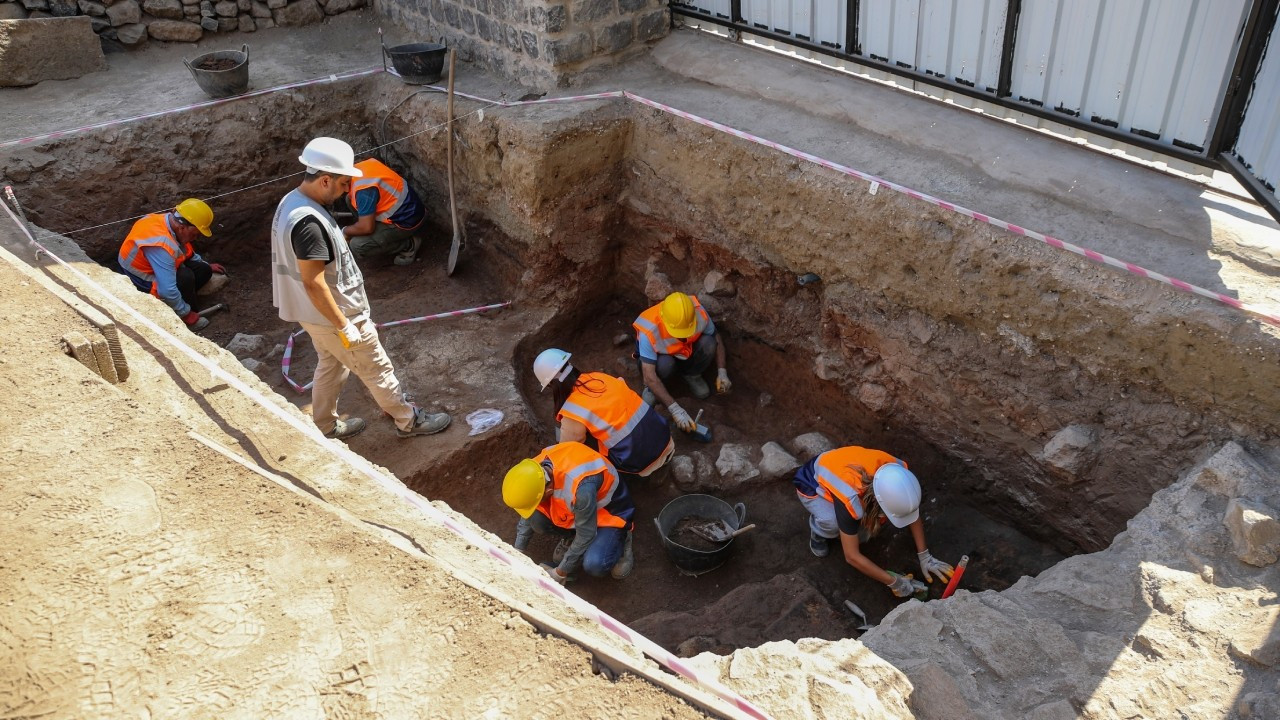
[815,462,865,520]
[350,159,407,223]
[557,373,647,450]
[537,443,626,531]
[632,296,710,359]
[119,213,192,282]
[813,447,904,523]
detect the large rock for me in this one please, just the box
[225,333,267,357]
[758,441,800,481]
[19,0,47,9]
[212,0,233,15]
[643,260,672,303]
[715,443,760,487]
[215,14,235,29]
[147,18,201,39]
[198,14,215,29]
[0,2,30,17]
[248,1,268,17]
[1225,497,1280,567]
[105,0,138,23]
[791,431,834,460]
[670,451,716,493]
[703,269,736,297]
[237,13,253,29]
[321,0,351,13]
[1037,424,1100,479]
[46,0,76,15]
[142,0,183,17]
[115,20,146,45]
[77,0,106,14]
[271,0,320,25]
[0,17,106,87]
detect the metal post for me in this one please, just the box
[731,0,742,24]
[1208,0,1280,156]
[996,0,1023,97]
[845,0,860,55]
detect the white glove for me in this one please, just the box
[338,321,362,349]
[668,402,696,433]
[917,550,954,583]
[716,368,732,394]
[540,562,569,585]
[887,572,927,598]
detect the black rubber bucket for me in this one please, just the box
[654,494,747,576]
[184,44,249,99]
[384,42,447,85]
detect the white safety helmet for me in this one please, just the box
[872,463,922,528]
[298,137,363,177]
[533,348,573,391]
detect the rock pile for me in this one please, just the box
[0,0,362,50]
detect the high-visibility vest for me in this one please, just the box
[557,373,671,474]
[118,213,193,295]
[533,442,633,531]
[270,188,369,325]
[349,159,408,224]
[796,447,904,521]
[632,295,711,360]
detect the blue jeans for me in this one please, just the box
[527,512,631,577]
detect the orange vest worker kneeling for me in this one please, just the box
[117,198,227,332]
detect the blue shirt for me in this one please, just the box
[353,186,425,229]
[636,317,716,363]
[140,245,202,316]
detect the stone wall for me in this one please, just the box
[0,0,363,51]
[376,0,669,89]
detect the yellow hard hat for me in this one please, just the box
[503,459,547,518]
[660,292,697,338]
[175,198,213,237]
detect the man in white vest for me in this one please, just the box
[270,137,451,440]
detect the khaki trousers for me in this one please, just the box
[299,316,416,433]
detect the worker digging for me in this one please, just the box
[503,441,637,583]
[632,291,731,434]
[270,136,452,441]
[338,156,430,267]
[116,198,229,333]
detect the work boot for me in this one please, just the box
[684,374,711,400]
[397,408,452,437]
[188,316,210,332]
[809,531,830,558]
[324,417,367,440]
[640,386,656,406]
[552,537,572,564]
[393,236,424,266]
[611,531,635,579]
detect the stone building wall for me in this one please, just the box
[0,0,362,50]
[375,0,669,89]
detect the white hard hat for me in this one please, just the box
[533,348,573,391]
[872,463,922,528]
[298,137,363,177]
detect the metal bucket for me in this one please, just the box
[654,494,746,576]
[184,44,249,99]
[383,42,447,85]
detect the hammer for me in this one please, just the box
[197,302,228,318]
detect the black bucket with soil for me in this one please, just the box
[383,42,447,85]
[655,494,746,576]
[184,44,250,99]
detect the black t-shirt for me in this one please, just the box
[291,215,334,263]
[834,500,860,535]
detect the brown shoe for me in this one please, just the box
[324,418,367,440]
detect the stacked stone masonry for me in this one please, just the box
[377,0,670,89]
[0,0,363,50]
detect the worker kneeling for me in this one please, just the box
[632,291,731,434]
[503,442,636,583]
[534,347,675,477]
[794,446,954,598]
[340,158,428,266]
[117,198,228,332]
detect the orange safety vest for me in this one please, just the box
[811,447,905,521]
[118,213,193,296]
[348,159,408,224]
[556,373,648,451]
[632,295,711,360]
[533,442,628,531]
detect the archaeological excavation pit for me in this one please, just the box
[9,60,1278,670]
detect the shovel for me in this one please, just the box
[444,48,464,276]
[688,521,756,544]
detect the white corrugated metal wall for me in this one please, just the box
[1010,0,1249,151]
[1233,19,1280,196]
[859,0,1007,92]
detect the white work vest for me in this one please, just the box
[271,188,370,325]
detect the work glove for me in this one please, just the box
[917,550,955,583]
[668,402,696,433]
[886,571,927,598]
[338,321,362,349]
[716,368,732,394]
[182,311,209,331]
[208,262,226,274]
[540,562,570,585]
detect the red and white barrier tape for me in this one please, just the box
[281,301,513,393]
[0,192,771,720]
[0,67,384,150]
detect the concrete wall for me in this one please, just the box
[375,0,669,88]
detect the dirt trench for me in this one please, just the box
[5,71,1279,663]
